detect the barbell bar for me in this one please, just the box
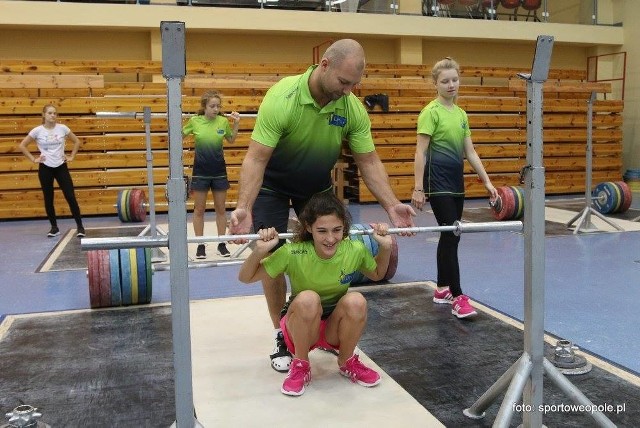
[82,220,524,251]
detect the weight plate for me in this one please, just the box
[511,186,525,219]
[494,186,515,221]
[615,181,632,213]
[136,247,147,305]
[129,189,147,223]
[144,247,152,304]
[98,250,111,307]
[109,249,122,306]
[592,182,615,214]
[129,249,139,304]
[87,251,102,308]
[116,190,128,222]
[610,181,622,213]
[119,249,132,305]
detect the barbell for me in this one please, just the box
[490,181,634,221]
[83,220,523,309]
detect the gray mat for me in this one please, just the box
[546,199,640,221]
[37,226,147,273]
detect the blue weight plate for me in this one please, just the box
[136,247,147,304]
[593,182,616,214]
[144,248,152,304]
[119,249,132,305]
[109,249,122,306]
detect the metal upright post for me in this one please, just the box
[161,22,203,428]
[566,92,622,233]
[142,106,168,262]
[463,36,616,428]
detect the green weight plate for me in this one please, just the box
[136,247,147,305]
[109,249,122,306]
[144,247,152,304]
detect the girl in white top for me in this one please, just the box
[19,104,85,238]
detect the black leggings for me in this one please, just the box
[38,163,83,228]
[429,195,464,297]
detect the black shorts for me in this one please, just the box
[252,191,310,252]
[190,176,230,192]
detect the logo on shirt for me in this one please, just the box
[290,249,308,255]
[329,114,347,127]
[217,129,225,135]
[339,269,356,285]
[461,120,468,130]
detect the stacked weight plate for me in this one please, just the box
[87,248,152,308]
[349,223,398,285]
[623,169,640,192]
[492,186,525,221]
[592,181,632,214]
[116,189,147,222]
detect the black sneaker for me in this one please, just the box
[217,243,231,257]
[76,226,86,238]
[270,331,292,372]
[47,227,60,237]
[196,244,206,259]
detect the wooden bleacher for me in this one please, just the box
[0,60,623,220]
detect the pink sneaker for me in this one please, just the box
[433,287,454,304]
[452,295,477,319]
[281,358,311,396]
[339,354,381,387]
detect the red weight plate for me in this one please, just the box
[494,186,515,221]
[87,251,101,308]
[99,250,112,307]
[129,189,147,223]
[616,181,632,213]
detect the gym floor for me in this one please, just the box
[1,196,639,426]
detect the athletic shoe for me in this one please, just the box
[76,227,86,238]
[270,331,292,372]
[452,295,477,319]
[339,354,381,387]
[47,227,60,238]
[433,287,454,304]
[281,358,311,396]
[217,243,230,257]
[195,244,206,259]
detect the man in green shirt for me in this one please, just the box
[229,39,415,372]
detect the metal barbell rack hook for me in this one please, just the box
[81,220,523,251]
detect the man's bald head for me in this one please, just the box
[323,39,366,72]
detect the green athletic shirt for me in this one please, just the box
[417,99,471,196]
[182,115,232,178]
[251,65,375,199]
[262,239,377,310]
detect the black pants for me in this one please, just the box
[429,195,464,297]
[38,163,83,228]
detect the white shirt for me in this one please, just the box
[28,124,70,168]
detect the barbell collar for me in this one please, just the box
[81,220,523,251]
